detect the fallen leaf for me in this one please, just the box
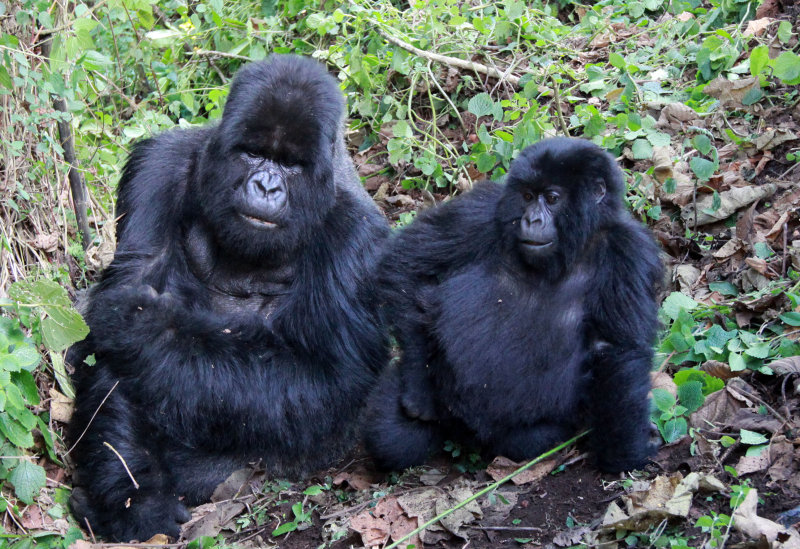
[733,489,800,548]
[744,17,774,36]
[397,489,450,545]
[703,77,760,109]
[769,356,800,376]
[436,481,482,538]
[681,184,777,226]
[49,388,74,423]
[180,501,247,541]
[486,456,557,485]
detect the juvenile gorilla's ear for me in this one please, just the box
[593,178,606,204]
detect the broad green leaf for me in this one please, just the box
[777,21,792,44]
[651,388,676,412]
[660,292,698,321]
[677,380,704,413]
[0,414,34,448]
[749,45,769,77]
[632,139,653,160]
[708,281,737,296]
[740,429,768,445]
[745,343,771,359]
[745,443,768,457]
[690,157,715,181]
[468,93,494,118]
[272,521,298,536]
[609,52,626,70]
[303,485,324,496]
[729,352,746,372]
[41,307,89,352]
[660,417,687,443]
[779,312,800,327]
[692,134,712,155]
[772,52,800,85]
[8,460,46,504]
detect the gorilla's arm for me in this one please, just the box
[585,220,662,471]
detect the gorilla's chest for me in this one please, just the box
[432,265,587,390]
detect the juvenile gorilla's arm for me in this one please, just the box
[586,222,662,471]
[380,183,503,420]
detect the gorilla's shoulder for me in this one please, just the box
[415,181,502,229]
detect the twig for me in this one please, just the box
[66,380,119,455]
[468,525,544,532]
[550,75,570,136]
[38,33,92,250]
[378,29,522,87]
[103,442,140,489]
[192,48,251,61]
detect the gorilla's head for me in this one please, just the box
[195,55,346,260]
[495,137,625,278]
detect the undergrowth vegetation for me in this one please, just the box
[0,0,799,546]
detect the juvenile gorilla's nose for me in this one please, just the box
[246,171,287,216]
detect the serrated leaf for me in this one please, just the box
[772,51,800,85]
[0,414,34,448]
[659,291,699,321]
[660,417,687,443]
[651,388,676,412]
[632,138,653,160]
[740,429,768,445]
[744,343,771,359]
[677,380,704,413]
[41,307,89,352]
[11,344,40,371]
[690,157,715,181]
[8,460,46,504]
[468,93,494,118]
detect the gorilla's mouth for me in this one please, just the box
[520,240,553,249]
[240,213,278,229]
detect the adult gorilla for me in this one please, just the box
[366,138,661,473]
[68,55,388,541]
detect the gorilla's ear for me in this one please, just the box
[593,178,607,204]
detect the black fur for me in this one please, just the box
[67,55,389,542]
[365,137,661,472]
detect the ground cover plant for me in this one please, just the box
[0,0,799,547]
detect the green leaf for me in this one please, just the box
[779,312,800,327]
[632,138,653,160]
[303,485,324,496]
[468,93,494,118]
[772,52,800,85]
[677,381,704,413]
[660,417,688,443]
[651,388,676,412]
[609,52,626,70]
[740,429,768,445]
[749,45,769,77]
[708,281,737,296]
[777,21,792,44]
[729,352,746,372]
[744,343,771,359]
[745,443,768,457]
[8,460,46,504]
[660,292,699,321]
[720,436,736,447]
[272,521,298,536]
[742,87,763,106]
[692,134,712,156]
[0,413,34,448]
[690,157,715,181]
[41,307,89,352]
[0,64,12,89]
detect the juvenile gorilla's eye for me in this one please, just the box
[545,192,560,205]
[523,192,534,202]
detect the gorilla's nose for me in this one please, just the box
[246,171,287,216]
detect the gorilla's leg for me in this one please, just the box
[69,371,190,541]
[365,366,441,471]
[490,421,574,462]
[166,450,248,505]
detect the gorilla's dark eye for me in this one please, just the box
[545,192,560,205]
[523,192,534,202]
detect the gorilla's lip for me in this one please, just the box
[240,213,278,229]
[520,240,553,249]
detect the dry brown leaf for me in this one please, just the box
[350,496,418,548]
[419,469,447,486]
[651,371,677,397]
[746,257,770,275]
[332,467,378,492]
[435,481,482,539]
[33,233,59,252]
[733,489,800,548]
[736,451,773,476]
[486,456,557,485]
[180,501,246,541]
[143,534,170,544]
[689,389,744,430]
[67,541,95,549]
[755,129,798,151]
[652,146,675,183]
[49,387,74,423]
[701,360,741,380]
[713,238,745,260]
[657,103,699,130]
[744,17,774,36]
[703,77,759,109]
[397,488,450,545]
[769,356,800,376]
[681,184,777,226]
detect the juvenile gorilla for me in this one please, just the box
[366,137,661,472]
[68,56,388,541]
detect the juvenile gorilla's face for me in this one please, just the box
[496,137,621,274]
[192,55,344,260]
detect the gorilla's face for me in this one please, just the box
[192,56,344,261]
[496,137,621,278]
